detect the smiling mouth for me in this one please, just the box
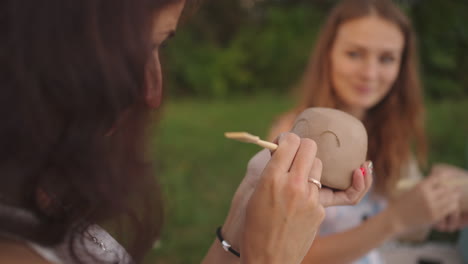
[355,86,372,94]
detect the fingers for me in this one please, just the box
[344,161,373,204]
[459,212,468,227]
[342,168,365,204]
[436,211,461,233]
[289,138,318,184]
[266,133,301,174]
[363,161,373,188]
[354,166,366,192]
[318,188,335,207]
[435,219,446,231]
[429,177,461,204]
[268,133,320,187]
[427,171,454,188]
[247,149,272,175]
[431,184,454,201]
[242,149,274,191]
[307,158,323,195]
[446,211,461,232]
[359,161,373,177]
[431,189,461,224]
[440,190,461,210]
[318,160,373,207]
[420,176,452,200]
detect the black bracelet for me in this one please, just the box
[216,226,240,257]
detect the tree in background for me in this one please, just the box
[410,0,468,99]
[163,0,468,100]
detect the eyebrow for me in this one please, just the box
[343,42,401,53]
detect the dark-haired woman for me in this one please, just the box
[0,0,371,263]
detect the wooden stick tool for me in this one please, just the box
[224,132,278,151]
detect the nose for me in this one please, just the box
[359,57,379,82]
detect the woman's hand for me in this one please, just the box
[387,172,461,235]
[220,148,271,255]
[217,133,373,264]
[319,161,373,207]
[435,209,463,232]
[221,136,373,257]
[431,163,468,232]
[241,133,325,264]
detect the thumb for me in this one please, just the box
[246,149,271,175]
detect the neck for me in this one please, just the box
[340,106,366,121]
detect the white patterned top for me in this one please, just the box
[0,204,133,264]
[320,192,387,264]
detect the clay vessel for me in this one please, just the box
[290,107,368,190]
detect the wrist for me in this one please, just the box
[382,205,405,237]
[223,189,252,250]
[216,226,241,257]
[222,216,242,251]
[202,238,240,264]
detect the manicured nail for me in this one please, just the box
[368,161,373,175]
[360,167,366,176]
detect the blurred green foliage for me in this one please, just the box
[411,0,468,99]
[163,0,468,100]
[163,1,324,98]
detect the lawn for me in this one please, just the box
[145,95,467,263]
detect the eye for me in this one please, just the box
[380,55,395,64]
[160,41,169,49]
[347,51,361,59]
[152,40,170,53]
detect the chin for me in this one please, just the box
[357,97,380,109]
[364,102,380,111]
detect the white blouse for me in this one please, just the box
[0,204,133,264]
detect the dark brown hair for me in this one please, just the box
[1,0,185,262]
[291,0,427,195]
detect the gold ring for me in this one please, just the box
[307,178,322,189]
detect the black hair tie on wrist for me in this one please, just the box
[216,226,240,257]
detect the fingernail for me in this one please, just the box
[368,161,373,175]
[360,167,366,176]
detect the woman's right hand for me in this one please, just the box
[242,133,325,264]
[387,173,461,235]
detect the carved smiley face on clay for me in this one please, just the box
[291,108,368,190]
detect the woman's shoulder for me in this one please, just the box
[0,239,53,264]
[267,110,299,141]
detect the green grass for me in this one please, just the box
[146,95,467,263]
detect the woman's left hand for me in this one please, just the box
[318,161,373,207]
[220,149,272,253]
[431,163,467,232]
[435,210,465,232]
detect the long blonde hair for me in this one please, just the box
[293,0,427,195]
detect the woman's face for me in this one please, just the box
[330,15,404,118]
[146,0,185,108]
